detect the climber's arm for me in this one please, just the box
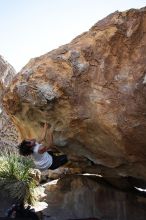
[38,126,54,154]
[38,122,48,143]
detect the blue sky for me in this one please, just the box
[0,0,146,72]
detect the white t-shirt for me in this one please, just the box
[32,142,53,170]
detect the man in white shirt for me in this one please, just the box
[18,123,68,171]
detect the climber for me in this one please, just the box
[17,122,68,171]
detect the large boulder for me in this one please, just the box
[2,8,146,181]
[0,56,19,151]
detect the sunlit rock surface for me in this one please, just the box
[3,8,146,183]
[0,56,19,151]
[0,55,16,90]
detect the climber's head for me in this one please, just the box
[17,139,36,156]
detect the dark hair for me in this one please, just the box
[17,140,34,156]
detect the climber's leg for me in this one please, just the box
[49,154,68,170]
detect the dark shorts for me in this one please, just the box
[47,151,68,170]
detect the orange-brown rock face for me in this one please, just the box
[3,8,146,181]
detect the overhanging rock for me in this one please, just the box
[3,7,146,182]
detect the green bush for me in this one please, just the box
[0,151,37,205]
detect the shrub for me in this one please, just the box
[0,150,37,205]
